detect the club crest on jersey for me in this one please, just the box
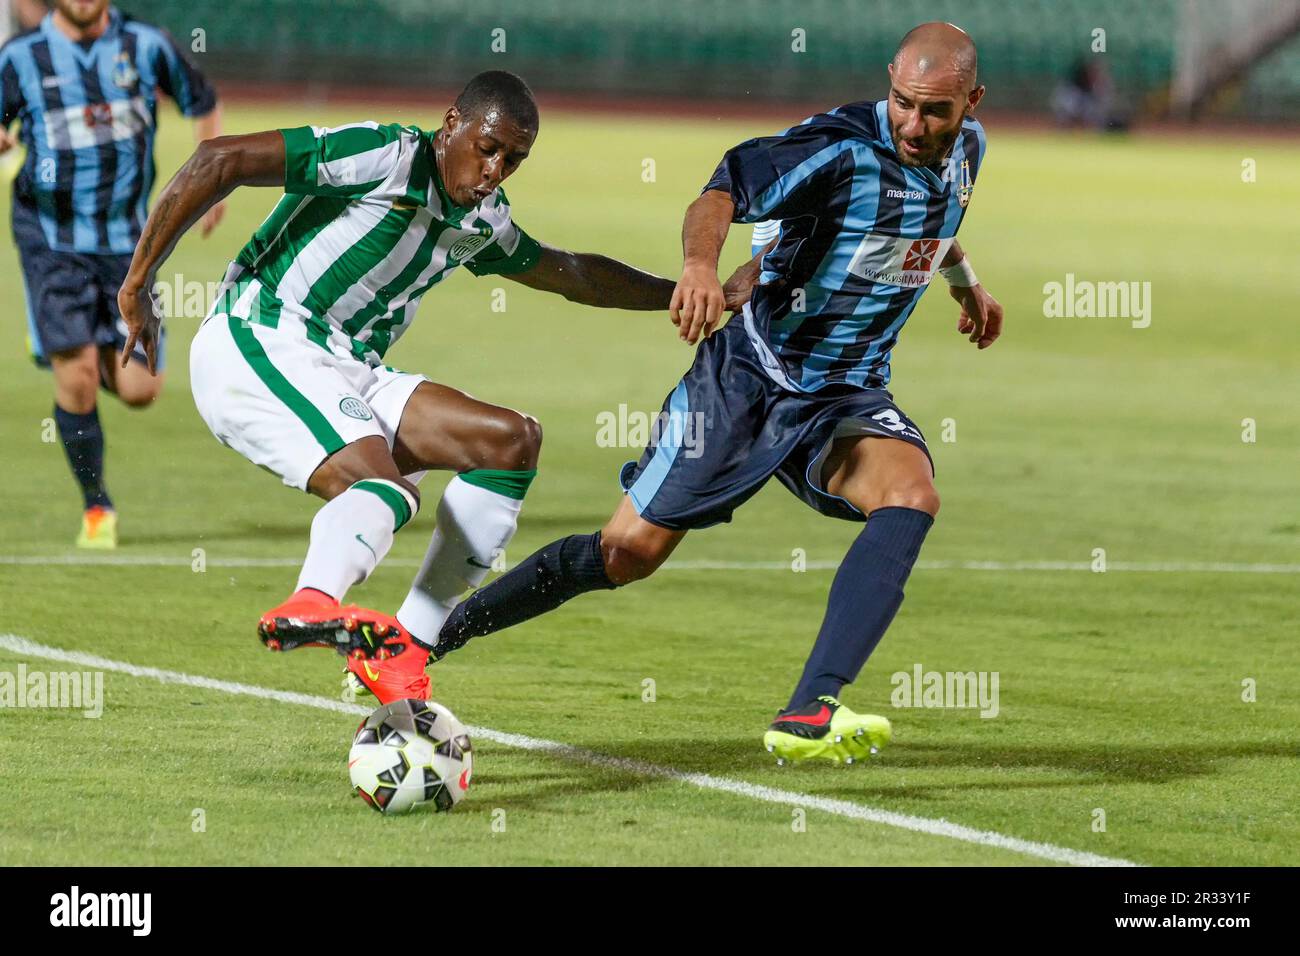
[847,234,955,288]
[449,234,489,261]
[957,157,973,208]
[339,397,373,421]
[112,53,139,91]
[942,155,974,208]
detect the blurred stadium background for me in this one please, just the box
[5,0,1300,121]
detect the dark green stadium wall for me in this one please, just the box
[117,0,1300,120]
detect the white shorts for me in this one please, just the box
[190,311,427,491]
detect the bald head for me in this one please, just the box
[886,22,984,167]
[893,22,978,92]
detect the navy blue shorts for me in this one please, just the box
[619,320,932,530]
[18,241,163,370]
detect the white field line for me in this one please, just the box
[1,553,1298,574]
[0,633,1139,868]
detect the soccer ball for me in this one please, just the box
[348,698,473,813]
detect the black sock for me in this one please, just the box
[438,532,616,653]
[787,507,933,710]
[54,404,112,510]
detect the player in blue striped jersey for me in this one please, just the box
[435,23,1007,765]
[0,0,221,547]
[729,98,986,391]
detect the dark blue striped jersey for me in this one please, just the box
[707,100,986,392]
[0,8,217,255]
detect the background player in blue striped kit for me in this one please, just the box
[0,0,221,547]
[433,22,1005,764]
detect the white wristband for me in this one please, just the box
[938,257,979,287]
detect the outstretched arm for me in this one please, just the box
[670,189,735,344]
[118,131,285,372]
[506,243,676,310]
[939,240,1004,350]
[506,242,756,316]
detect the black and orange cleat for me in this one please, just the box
[341,613,432,705]
[258,588,400,657]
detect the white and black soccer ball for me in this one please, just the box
[348,699,472,813]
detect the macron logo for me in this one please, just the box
[50,886,151,936]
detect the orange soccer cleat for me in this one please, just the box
[341,613,432,705]
[259,588,405,658]
[76,506,118,550]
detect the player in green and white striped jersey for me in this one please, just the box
[117,71,755,703]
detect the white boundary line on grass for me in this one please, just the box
[2,553,1298,573]
[0,633,1140,868]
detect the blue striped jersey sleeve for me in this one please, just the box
[703,118,855,223]
[0,43,23,127]
[151,27,217,117]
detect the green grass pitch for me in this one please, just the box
[0,102,1296,865]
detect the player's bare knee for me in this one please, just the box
[118,380,163,409]
[52,352,99,413]
[481,410,542,471]
[599,535,665,586]
[601,547,658,586]
[57,383,99,415]
[516,413,542,467]
[878,482,940,517]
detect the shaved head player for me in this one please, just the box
[433,24,1006,765]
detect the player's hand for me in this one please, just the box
[200,200,226,238]
[721,256,761,316]
[951,283,1004,350]
[670,262,726,345]
[0,127,15,155]
[117,279,163,374]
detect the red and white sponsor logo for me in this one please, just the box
[44,96,152,151]
[902,239,940,271]
[847,234,954,288]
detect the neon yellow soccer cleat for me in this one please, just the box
[76,506,118,550]
[763,695,891,766]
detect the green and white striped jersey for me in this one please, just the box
[213,121,540,364]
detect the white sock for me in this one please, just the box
[397,474,525,646]
[296,478,419,600]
